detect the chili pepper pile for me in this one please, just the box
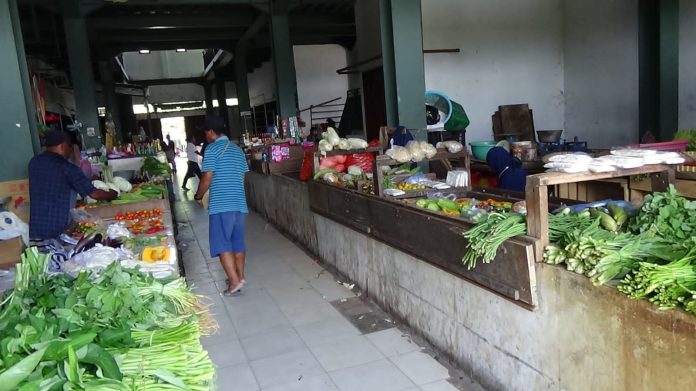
[115,208,163,221]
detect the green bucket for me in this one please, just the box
[425,91,470,132]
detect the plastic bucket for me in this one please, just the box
[425,91,470,132]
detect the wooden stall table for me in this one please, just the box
[525,165,675,262]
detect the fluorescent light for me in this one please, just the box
[139,49,150,54]
[176,48,186,53]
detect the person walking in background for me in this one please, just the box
[194,115,249,296]
[182,135,202,190]
[164,134,177,172]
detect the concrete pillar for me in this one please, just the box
[99,60,122,143]
[119,94,136,141]
[61,1,101,149]
[379,0,426,134]
[659,0,679,139]
[203,83,214,115]
[215,78,231,134]
[234,45,252,134]
[270,4,298,119]
[0,0,38,181]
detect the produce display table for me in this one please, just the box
[85,198,179,276]
[525,164,675,261]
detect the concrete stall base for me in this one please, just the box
[246,172,696,391]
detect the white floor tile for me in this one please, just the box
[282,300,342,327]
[217,363,259,391]
[310,335,384,372]
[205,338,247,369]
[329,358,416,391]
[420,380,459,391]
[249,348,325,389]
[366,328,421,357]
[232,310,293,339]
[308,273,356,301]
[390,351,450,386]
[295,316,361,347]
[262,373,339,391]
[240,327,306,361]
[201,317,237,345]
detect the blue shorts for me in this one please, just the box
[209,211,246,257]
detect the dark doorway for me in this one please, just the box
[362,67,388,142]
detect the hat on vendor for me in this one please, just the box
[199,114,226,134]
[44,130,70,146]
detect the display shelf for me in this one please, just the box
[525,164,675,262]
[374,149,470,197]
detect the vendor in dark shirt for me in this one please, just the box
[28,131,117,240]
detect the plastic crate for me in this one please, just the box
[626,140,689,152]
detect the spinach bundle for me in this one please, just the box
[629,185,696,240]
[0,248,216,390]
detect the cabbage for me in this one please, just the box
[112,176,133,192]
[92,180,109,191]
[347,165,363,176]
[324,127,341,146]
[107,183,121,195]
[318,139,333,152]
[347,138,368,149]
[337,139,351,150]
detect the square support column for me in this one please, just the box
[215,79,231,135]
[99,60,122,143]
[0,0,38,181]
[61,2,101,149]
[379,0,426,136]
[270,9,298,119]
[235,46,252,133]
[203,82,214,115]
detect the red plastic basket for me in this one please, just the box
[626,140,689,152]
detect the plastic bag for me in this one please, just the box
[346,152,375,173]
[71,208,103,225]
[299,149,315,181]
[107,222,132,240]
[386,146,411,163]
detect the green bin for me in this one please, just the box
[425,91,470,132]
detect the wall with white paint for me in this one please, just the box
[420,0,642,148]
[247,59,276,107]
[421,0,565,144]
[679,0,696,130]
[293,44,349,116]
[563,0,639,147]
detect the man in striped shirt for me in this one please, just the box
[194,115,249,295]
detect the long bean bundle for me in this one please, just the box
[461,212,527,269]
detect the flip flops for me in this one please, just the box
[222,280,244,296]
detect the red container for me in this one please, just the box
[626,140,689,152]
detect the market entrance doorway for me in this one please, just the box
[161,117,186,156]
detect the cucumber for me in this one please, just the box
[607,204,627,226]
[313,168,337,180]
[426,202,441,212]
[436,199,459,211]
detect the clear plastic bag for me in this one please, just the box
[70,208,104,225]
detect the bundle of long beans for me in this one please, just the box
[461,212,527,269]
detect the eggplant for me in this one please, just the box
[74,232,102,253]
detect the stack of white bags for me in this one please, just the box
[544,149,685,173]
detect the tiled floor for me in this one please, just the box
[172,169,463,391]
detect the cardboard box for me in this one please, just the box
[0,179,30,223]
[0,236,25,269]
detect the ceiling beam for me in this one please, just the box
[129,77,204,86]
[95,41,236,57]
[88,12,257,30]
[93,29,244,43]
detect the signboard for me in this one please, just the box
[270,144,291,162]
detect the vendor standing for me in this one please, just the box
[28,131,117,240]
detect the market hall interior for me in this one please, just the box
[1,0,696,390]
